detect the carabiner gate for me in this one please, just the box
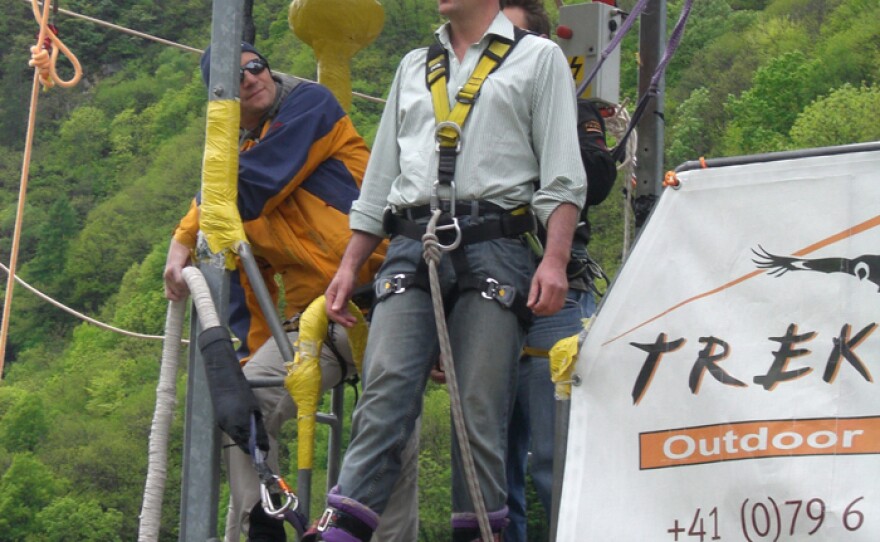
[260,475,298,518]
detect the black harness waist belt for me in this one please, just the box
[397,200,506,221]
[383,205,535,246]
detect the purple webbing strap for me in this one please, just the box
[611,0,695,163]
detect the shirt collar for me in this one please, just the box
[433,11,516,52]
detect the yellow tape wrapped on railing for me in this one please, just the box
[549,319,593,400]
[200,100,247,269]
[283,295,367,470]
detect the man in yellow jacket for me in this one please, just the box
[163,42,417,542]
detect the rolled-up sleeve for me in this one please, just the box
[529,46,587,226]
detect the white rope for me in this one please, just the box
[0,261,181,343]
[422,212,493,542]
[137,299,186,542]
[138,267,220,541]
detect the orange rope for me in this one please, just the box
[0,0,81,380]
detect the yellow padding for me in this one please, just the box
[284,295,367,470]
[549,318,592,399]
[201,100,247,268]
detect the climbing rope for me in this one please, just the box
[0,0,83,379]
[0,262,176,343]
[422,212,493,542]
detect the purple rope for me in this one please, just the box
[611,0,695,162]
[647,0,693,96]
[575,0,650,97]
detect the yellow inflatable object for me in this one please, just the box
[283,295,367,469]
[200,100,247,268]
[289,0,384,111]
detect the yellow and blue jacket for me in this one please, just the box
[173,76,385,360]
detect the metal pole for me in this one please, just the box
[179,262,227,542]
[632,0,666,229]
[237,244,296,364]
[179,0,242,539]
[549,399,571,542]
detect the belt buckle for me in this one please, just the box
[317,507,335,532]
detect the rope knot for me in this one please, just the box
[422,232,442,265]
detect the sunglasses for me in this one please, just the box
[240,58,269,82]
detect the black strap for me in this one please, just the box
[383,208,535,246]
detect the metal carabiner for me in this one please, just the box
[260,475,299,518]
[434,217,462,251]
[430,180,457,215]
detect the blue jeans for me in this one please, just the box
[336,232,534,516]
[505,289,596,542]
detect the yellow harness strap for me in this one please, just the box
[428,38,515,149]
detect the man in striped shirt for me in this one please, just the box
[311,0,586,540]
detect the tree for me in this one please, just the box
[0,454,63,541]
[790,83,880,148]
[0,393,49,453]
[29,496,124,542]
[722,51,818,154]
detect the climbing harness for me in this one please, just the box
[412,29,531,542]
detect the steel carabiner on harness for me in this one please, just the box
[430,180,462,251]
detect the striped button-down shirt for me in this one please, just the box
[350,12,587,236]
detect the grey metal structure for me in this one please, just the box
[632,0,667,227]
[180,261,227,542]
[178,0,242,538]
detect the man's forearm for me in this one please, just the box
[340,230,384,275]
[542,202,578,266]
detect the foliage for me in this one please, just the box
[722,51,819,154]
[0,454,64,541]
[0,393,49,453]
[28,496,124,542]
[790,83,880,148]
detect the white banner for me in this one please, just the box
[558,148,880,541]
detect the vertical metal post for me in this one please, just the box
[326,385,346,488]
[632,0,667,228]
[549,400,571,542]
[179,263,228,542]
[179,0,242,540]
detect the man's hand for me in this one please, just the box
[164,239,192,301]
[326,230,384,327]
[325,268,359,327]
[527,257,568,316]
[527,202,578,316]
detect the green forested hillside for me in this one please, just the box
[0,0,878,540]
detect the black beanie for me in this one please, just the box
[200,42,268,87]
